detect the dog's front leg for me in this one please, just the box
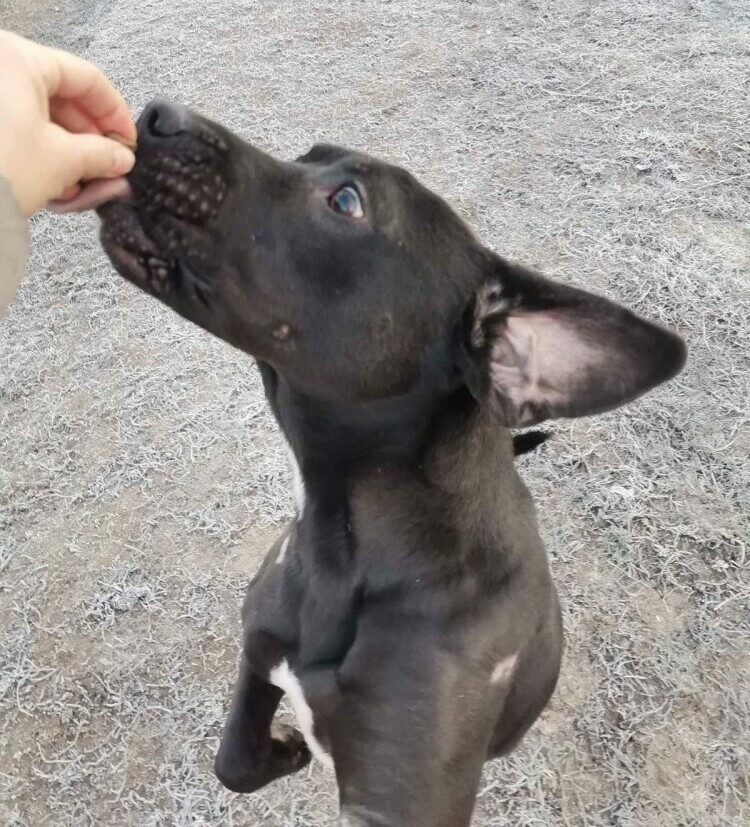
[214,654,311,793]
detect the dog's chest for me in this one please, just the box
[243,521,359,669]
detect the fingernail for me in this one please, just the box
[107,131,138,151]
[112,144,136,174]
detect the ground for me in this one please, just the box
[0,0,748,825]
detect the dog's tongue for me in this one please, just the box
[48,177,133,214]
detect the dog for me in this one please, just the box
[97,99,686,826]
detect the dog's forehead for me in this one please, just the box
[295,143,409,184]
[295,142,380,168]
[295,142,353,165]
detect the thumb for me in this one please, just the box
[46,125,135,190]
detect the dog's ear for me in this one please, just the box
[458,258,686,427]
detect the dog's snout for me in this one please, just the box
[136,98,230,157]
[139,98,191,139]
[128,98,230,225]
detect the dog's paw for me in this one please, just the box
[271,722,312,771]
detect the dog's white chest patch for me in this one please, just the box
[276,534,290,565]
[283,439,307,517]
[490,652,519,685]
[269,659,333,769]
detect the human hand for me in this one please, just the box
[0,30,136,217]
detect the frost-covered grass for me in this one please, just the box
[1,0,748,824]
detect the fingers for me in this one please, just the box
[48,97,100,135]
[58,183,82,202]
[47,124,135,189]
[47,177,132,214]
[42,46,137,142]
[3,30,136,143]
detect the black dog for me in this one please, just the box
[98,99,686,826]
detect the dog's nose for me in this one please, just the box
[138,98,191,139]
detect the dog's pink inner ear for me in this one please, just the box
[486,302,686,427]
[489,312,608,426]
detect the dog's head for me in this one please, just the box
[98,99,685,424]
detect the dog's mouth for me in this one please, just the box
[97,198,217,310]
[95,100,230,310]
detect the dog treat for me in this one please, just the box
[107,131,138,151]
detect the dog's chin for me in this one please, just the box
[98,199,216,313]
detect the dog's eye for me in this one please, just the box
[329,185,364,218]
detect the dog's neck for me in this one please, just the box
[256,362,481,661]
[256,360,518,666]
[259,363,471,483]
